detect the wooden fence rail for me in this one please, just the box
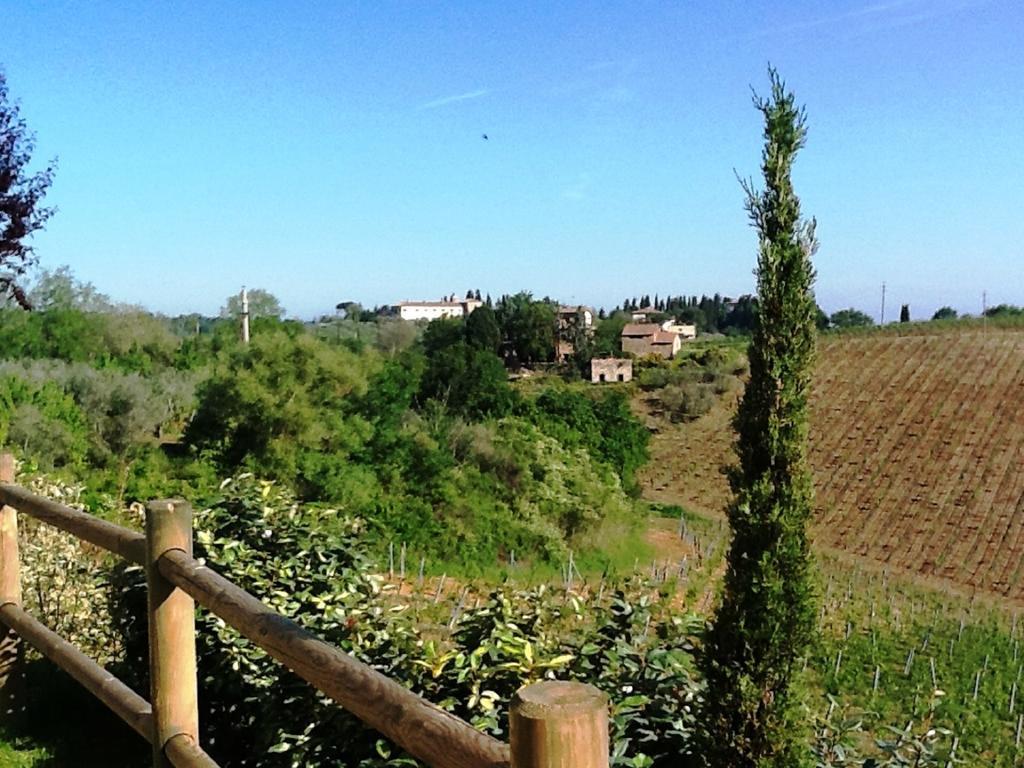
[0,454,609,768]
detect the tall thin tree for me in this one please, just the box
[0,69,56,308]
[700,68,819,768]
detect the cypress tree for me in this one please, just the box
[900,304,910,323]
[700,68,819,768]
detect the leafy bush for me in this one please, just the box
[185,330,375,499]
[527,386,649,493]
[660,382,716,422]
[17,472,123,664]
[108,475,700,767]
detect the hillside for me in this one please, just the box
[639,325,1024,601]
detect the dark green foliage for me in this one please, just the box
[0,70,56,308]
[527,386,650,494]
[899,304,910,323]
[984,303,1023,318]
[0,375,89,469]
[815,304,830,330]
[829,308,874,329]
[931,306,957,321]
[185,330,375,500]
[594,311,628,356]
[495,292,556,365]
[623,293,758,336]
[179,326,632,570]
[418,317,516,418]
[465,304,502,353]
[701,69,819,768]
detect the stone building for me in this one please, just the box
[620,323,682,359]
[556,305,594,361]
[590,358,633,383]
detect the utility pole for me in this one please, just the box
[880,282,886,325]
[240,287,250,345]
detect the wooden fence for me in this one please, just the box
[0,454,608,768]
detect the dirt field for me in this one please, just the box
[639,325,1024,600]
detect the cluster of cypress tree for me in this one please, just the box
[699,68,819,767]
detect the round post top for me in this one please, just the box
[512,681,608,719]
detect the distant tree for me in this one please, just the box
[335,301,362,320]
[829,308,874,329]
[597,307,607,320]
[931,306,958,321]
[464,304,501,353]
[984,304,1024,318]
[1,69,56,309]
[418,316,513,417]
[593,311,627,356]
[701,68,818,768]
[374,319,418,357]
[899,304,910,323]
[27,267,113,312]
[723,294,758,335]
[221,289,285,320]
[474,289,482,301]
[814,304,830,330]
[465,289,474,299]
[495,292,556,365]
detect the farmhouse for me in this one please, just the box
[558,305,594,327]
[660,320,697,339]
[590,358,632,383]
[630,306,658,322]
[393,297,482,321]
[620,323,682,359]
[556,304,594,360]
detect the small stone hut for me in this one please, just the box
[590,358,633,384]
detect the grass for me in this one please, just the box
[809,553,1024,765]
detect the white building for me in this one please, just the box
[661,320,697,340]
[395,298,482,321]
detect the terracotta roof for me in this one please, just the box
[620,323,661,337]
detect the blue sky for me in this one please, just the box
[4,0,1022,319]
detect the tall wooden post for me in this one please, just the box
[510,681,608,768]
[0,453,22,722]
[145,500,200,766]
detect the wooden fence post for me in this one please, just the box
[510,681,608,768]
[146,499,200,767]
[0,453,22,722]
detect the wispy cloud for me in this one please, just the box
[418,89,490,110]
[740,0,987,40]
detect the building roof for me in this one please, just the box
[396,300,467,307]
[558,304,593,315]
[620,323,661,337]
[651,332,679,345]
